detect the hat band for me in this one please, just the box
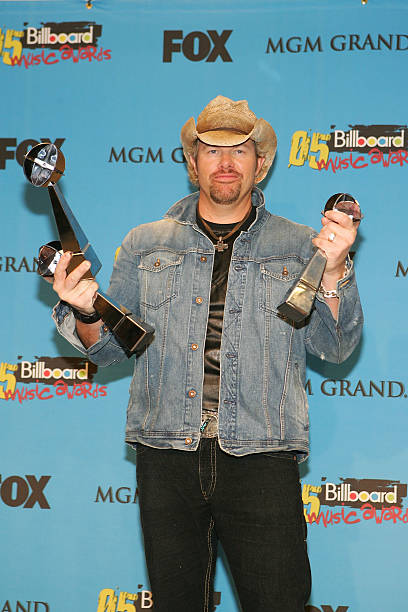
[198,127,249,135]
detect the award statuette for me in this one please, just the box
[24,143,154,355]
[277,193,362,324]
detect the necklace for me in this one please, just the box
[198,207,252,252]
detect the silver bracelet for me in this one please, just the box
[319,259,351,299]
[319,287,339,299]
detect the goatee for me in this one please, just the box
[209,181,242,205]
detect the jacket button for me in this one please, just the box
[154,258,161,267]
[195,297,203,304]
[188,389,197,398]
[185,437,193,445]
[200,256,207,262]
[191,343,198,351]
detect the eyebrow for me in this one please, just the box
[202,142,252,150]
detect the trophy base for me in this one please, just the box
[94,292,154,355]
[277,282,317,323]
[277,250,327,323]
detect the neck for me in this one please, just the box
[197,191,253,223]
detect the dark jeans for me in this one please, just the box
[136,439,311,612]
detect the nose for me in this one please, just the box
[217,150,235,169]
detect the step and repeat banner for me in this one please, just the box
[1,0,407,610]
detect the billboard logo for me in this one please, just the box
[163,30,232,62]
[0,357,97,390]
[330,125,406,153]
[23,22,101,49]
[0,474,51,509]
[319,478,407,508]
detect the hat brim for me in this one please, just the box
[197,129,253,147]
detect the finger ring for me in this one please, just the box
[328,232,336,242]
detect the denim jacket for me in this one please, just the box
[54,188,363,460]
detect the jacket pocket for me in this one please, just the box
[138,249,184,309]
[259,257,306,316]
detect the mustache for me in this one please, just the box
[210,170,242,179]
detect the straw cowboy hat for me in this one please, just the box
[180,95,277,184]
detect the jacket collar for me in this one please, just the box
[164,187,268,231]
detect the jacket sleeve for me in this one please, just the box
[304,261,363,363]
[52,228,141,366]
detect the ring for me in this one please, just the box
[328,232,336,242]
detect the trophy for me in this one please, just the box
[277,193,362,324]
[24,142,154,355]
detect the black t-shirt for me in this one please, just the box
[197,206,256,414]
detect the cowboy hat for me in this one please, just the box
[180,95,277,183]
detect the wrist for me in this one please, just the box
[322,265,346,289]
[319,258,351,299]
[71,306,101,324]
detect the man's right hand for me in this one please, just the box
[53,251,99,315]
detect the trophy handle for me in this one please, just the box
[49,183,102,279]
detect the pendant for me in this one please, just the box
[216,238,228,252]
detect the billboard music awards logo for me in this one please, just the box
[0,356,106,403]
[0,21,111,68]
[288,124,408,173]
[302,477,408,527]
[97,587,222,611]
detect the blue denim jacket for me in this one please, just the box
[54,188,363,460]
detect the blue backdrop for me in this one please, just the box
[1,1,407,610]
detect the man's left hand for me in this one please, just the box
[312,210,359,287]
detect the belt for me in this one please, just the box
[200,411,218,438]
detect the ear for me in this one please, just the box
[256,156,265,176]
[189,154,197,174]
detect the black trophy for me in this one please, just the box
[24,142,154,355]
[277,193,362,323]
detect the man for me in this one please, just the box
[52,96,363,611]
